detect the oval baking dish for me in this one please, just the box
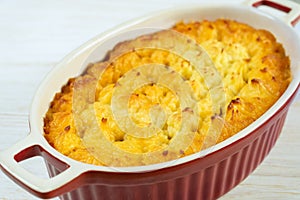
[0,0,300,199]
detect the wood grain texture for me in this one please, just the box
[0,0,299,199]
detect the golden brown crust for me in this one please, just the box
[43,19,291,166]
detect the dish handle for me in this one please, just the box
[247,0,300,26]
[0,133,84,198]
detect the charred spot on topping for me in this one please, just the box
[223,20,234,32]
[244,58,251,63]
[221,48,224,53]
[208,24,214,29]
[260,67,267,73]
[136,72,141,76]
[228,103,233,110]
[231,109,235,118]
[211,114,217,120]
[272,76,276,81]
[232,98,241,103]
[187,27,192,31]
[256,36,261,42]
[149,82,155,86]
[162,150,168,156]
[115,137,124,142]
[219,107,223,117]
[101,118,107,123]
[182,107,193,113]
[228,98,241,112]
[251,78,260,84]
[64,125,71,132]
[232,98,240,104]
[223,19,229,25]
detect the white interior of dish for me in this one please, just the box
[30,3,300,173]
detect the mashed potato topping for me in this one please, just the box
[44,19,291,166]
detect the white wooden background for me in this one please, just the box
[0,0,299,199]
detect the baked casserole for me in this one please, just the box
[43,19,291,166]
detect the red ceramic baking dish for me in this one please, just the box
[0,0,300,199]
